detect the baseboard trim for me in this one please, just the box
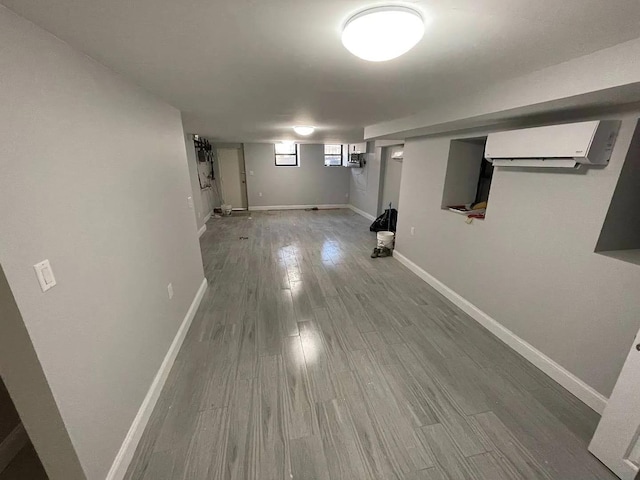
[197,224,207,237]
[393,250,608,414]
[106,277,208,480]
[0,423,28,474]
[203,212,212,224]
[249,204,348,211]
[348,204,376,221]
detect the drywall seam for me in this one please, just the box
[393,250,608,414]
[105,278,208,480]
[0,423,28,473]
[348,205,376,221]
[249,204,348,211]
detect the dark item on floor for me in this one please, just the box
[371,246,393,258]
[370,208,398,232]
[239,236,249,240]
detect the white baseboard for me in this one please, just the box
[249,204,348,211]
[106,277,208,480]
[197,224,207,237]
[348,204,377,221]
[203,212,212,224]
[0,423,28,473]
[393,250,608,414]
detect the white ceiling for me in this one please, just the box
[3,0,640,143]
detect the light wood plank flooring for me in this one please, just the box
[125,209,615,480]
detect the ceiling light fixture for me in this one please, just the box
[293,126,315,136]
[342,6,425,62]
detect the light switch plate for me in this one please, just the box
[34,259,56,292]
[187,196,194,209]
[167,283,174,299]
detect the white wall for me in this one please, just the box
[349,142,383,218]
[396,113,640,399]
[0,6,205,479]
[244,143,350,208]
[184,133,217,230]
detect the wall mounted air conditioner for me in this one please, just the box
[485,120,620,169]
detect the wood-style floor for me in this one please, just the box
[125,209,615,480]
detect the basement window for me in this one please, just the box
[324,144,343,166]
[441,137,493,219]
[275,143,299,166]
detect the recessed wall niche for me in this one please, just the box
[595,119,640,265]
[441,137,493,214]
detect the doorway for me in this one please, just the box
[0,377,47,479]
[0,267,49,479]
[217,147,248,210]
[379,145,403,214]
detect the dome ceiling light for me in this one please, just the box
[341,6,425,62]
[293,126,315,136]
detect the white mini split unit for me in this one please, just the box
[485,120,621,169]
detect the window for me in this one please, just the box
[275,143,298,166]
[324,144,343,167]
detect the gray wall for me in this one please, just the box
[396,114,640,398]
[349,142,383,218]
[184,133,218,230]
[244,144,350,207]
[380,148,403,214]
[0,6,205,479]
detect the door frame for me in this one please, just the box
[217,145,248,210]
[589,327,640,479]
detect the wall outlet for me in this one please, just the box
[187,196,194,209]
[258,192,263,197]
[410,226,415,236]
[167,283,174,299]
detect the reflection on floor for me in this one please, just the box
[0,443,47,480]
[125,209,615,479]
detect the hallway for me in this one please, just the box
[125,209,614,480]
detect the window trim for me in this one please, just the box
[274,143,299,167]
[324,144,343,167]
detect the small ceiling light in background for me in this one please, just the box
[293,126,315,136]
[342,6,425,62]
